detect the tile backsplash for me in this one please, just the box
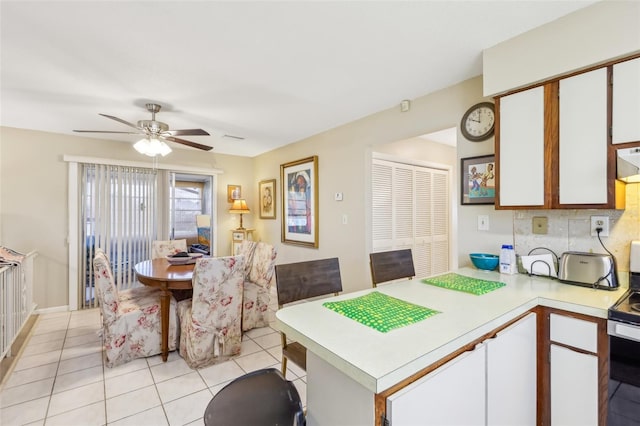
[514,183,640,273]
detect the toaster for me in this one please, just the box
[558,251,619,290]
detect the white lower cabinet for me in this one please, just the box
[549,313,599,426]
[487,313,537,425]
[387,313,536,425]
[387,343,486,426]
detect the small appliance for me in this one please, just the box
[558,251,618,290]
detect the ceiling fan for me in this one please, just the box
[73,103,213,152]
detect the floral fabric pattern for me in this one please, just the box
[177,255,244,369]
[93,249,179,368]
[238,241,277,331]
[152,239,188,259]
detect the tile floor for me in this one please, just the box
[0,305,306,425]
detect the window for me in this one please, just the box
[169,173,212,243]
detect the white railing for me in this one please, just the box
[0,251,37,361]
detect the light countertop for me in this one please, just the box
[275,267,627,394]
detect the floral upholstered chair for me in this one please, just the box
[238,240,277,331]
[177,255,245,369]
[152,239,188,259]
[93,249,179,367]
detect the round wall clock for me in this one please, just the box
[461,102,495,142]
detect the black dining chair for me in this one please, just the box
[369,248,416,287]
[275,257,343,375]
[203,368,305,426]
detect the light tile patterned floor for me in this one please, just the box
[0,302,306,425]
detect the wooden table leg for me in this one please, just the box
[160,283,170,362]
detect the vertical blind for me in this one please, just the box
[81,164,157,308]
[372,158,450,278]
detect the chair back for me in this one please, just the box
[191,256,244,328]
[275,257,343,306]
[204,368,305,426]
[152,239,187,259]
[92,248,119,326]
[369,249,416,287]
[237,240,257,277]
[248,242,277,287]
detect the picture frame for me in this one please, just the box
[281,156,319,248]
[227,185,241,203]
[461,155,496,205]
[258,179,276,219]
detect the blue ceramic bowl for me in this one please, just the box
[469,253,499,271]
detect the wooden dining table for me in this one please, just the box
[134,258,195,361]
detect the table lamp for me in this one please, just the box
[229,199,250,230]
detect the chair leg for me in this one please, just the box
[281,356,288,376]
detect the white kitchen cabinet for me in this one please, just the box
[550,344,598,426]
[497,86,545,207]
[487,313,537,426]
[549,313,599,426]
[613,57,640,144]
[387,313,536,426]
[559,68,608,205]
[387,343,486,426]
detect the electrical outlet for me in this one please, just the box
[590,215,609,237]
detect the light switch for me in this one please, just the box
[334,192,343,201]
[478,215,489,231]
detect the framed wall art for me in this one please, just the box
[461,155,495,205]
[258,179,276,219]
[227,184,241,203]
[281,156,319,247]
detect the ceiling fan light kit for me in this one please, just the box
[134,135,172,157]
[73,103,214,156]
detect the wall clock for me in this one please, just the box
[461,102,495,142]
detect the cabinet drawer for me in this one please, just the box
[550,313,597,353]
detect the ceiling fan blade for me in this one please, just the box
[73,130,141,134]
[163,136,213,151]
[99,113,142,131]
[164,128,210,137]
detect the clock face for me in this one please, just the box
[461,102,495,142]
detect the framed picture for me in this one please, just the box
[461,155,495,205]
[258,179,276,219]
[281,156,319,247]
[227,185,241,203]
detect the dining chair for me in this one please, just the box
[177,255,244,369]
[151,239,188,259]
[203,368,305,426]
[275,257,343,375]
[238,240,278,332]
[369,248,416,287]
[93,248,179,367]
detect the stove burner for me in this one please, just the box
[632,303,640,313]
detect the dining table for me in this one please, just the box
[134,258,195,361]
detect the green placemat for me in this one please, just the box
[322,291,440,333]
[422,273,505,295]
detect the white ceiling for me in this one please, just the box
[0,1,597,157]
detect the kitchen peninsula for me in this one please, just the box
[276,268,626,426]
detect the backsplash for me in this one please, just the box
[514,183,640,273]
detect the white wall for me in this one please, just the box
[483,0,640,96]
[252,76,509,294]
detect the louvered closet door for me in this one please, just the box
[372,158,450,279]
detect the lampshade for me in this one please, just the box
[229,199,250,229]
[133,135,172,157]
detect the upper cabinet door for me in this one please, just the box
[559,68,608,205]
[613,57,640,144]
[498,86,545,207]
